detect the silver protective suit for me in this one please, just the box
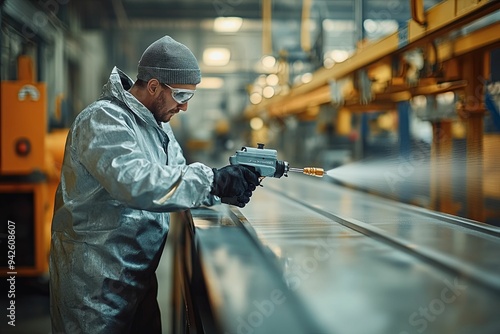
[49,67,218,333]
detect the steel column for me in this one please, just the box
[461,52,485,222]
[398,101,411,159]
[430,120,454,214]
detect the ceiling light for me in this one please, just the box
[203,48,231,66]
[250,92,263,104]
[256,74,267,86]
[436,92,455,105]
[263,86,275,98]
[266,74,279,86]
[301,73,313,84]
[363,19,378,33]
[262,55,276,68]
[250,117,264,130]
[411,95,427,108]
[213,17,243,32]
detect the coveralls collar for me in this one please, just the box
[102,66,166,131]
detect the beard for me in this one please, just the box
[151,92,169,123]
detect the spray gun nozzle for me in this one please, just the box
[303,167,324,177]
[288,167,324,177]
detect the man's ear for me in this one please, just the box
[147,79,161,96]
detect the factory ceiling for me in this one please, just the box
[74,0,439,29]
[70,0,440,63]
[77,0,349,26]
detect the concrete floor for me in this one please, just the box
[0,237,174,334]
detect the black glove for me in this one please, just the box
[211,165,259,207]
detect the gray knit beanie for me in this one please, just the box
[137,36,201,85]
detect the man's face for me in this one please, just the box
[150,83,196,123]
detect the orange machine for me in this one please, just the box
[0,56,65,276]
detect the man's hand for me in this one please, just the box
[211,165,259,207]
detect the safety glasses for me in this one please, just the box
[162,83,196,104]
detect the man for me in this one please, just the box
[49,36,259,333]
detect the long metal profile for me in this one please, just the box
[266,187,500,292]
[263,185,500,293]
[239,178,500,333]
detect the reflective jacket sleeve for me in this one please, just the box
[71,104,218,212]
[160,122,221,207]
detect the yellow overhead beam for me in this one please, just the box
[268,85,330,117]
[450,21,500,57]
[407,0,498,46]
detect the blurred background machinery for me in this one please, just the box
[0,55,66,277]
[243,0,500,225]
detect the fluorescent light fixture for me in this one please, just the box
[214,17,243,32]
[203,48,231,66]
[198,77,224,89]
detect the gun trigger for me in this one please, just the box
[258,176,265,187]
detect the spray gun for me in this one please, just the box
[229,143,324,179]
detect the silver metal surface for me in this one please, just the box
[238,175,500,334]
[170,207,324,334]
